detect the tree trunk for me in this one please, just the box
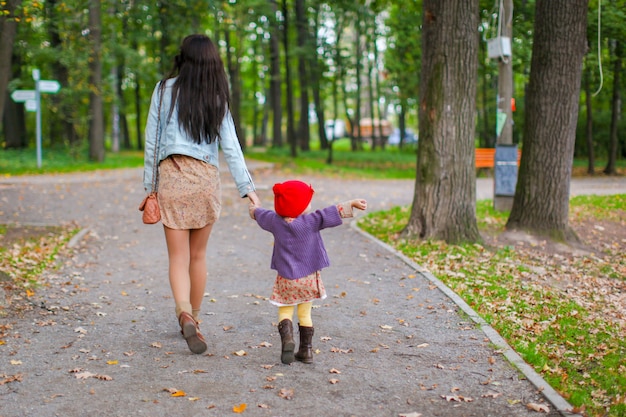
[353,9,362,151]
[3,91,26,148]
[506,0,588,242]
[295,0,310,151]
[269,0,282,148]
[88,0,105,162]
[282,0,296,157]
[310,4,327,150]
[0,0,21,126]
[604,40,622,175]
[403,0,480,244]
[583,60,595,175]
[224,26,246,150]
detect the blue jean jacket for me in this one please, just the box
[143,79,255,198]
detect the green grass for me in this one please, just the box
[0,147,144,176]
[358,196,626,417]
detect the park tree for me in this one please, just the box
[88,0,104,162]
[506,0,589,242]
[404,0,481,244]
[0,0,21,127]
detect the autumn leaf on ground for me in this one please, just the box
[106,360,118,365]
[150,342,162,348]
[329,368,341,374]
[329,379,339,384]
[233,403,247,413]
[0,374,23,385]
[94,374,112,381]
[278,388,294,400]
[75,371,96,380]
[171,390,186,397]
[526,403,550,413]
[233,350,247,356]
[399,413,422,417]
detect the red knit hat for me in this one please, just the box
[273,180,314,218]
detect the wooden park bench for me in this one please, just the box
[475,148,522,169]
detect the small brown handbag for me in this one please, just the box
[139,88,163,224]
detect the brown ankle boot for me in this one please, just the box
[278,319,295,364]
[179,312,207,354]
[295,325,314,364]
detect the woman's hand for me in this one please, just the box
[247,191,260,207]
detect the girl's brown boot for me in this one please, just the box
[295,325,314,364]
[278,319,295,364]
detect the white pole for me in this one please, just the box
[33,69,42,169]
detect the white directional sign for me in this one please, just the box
[25,100,37,112]
[39,80,61,93]
[11,90,36,102]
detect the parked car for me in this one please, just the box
[387,128,418,145]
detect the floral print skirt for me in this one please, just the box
[270,271,327,307]
[158,155,221,230]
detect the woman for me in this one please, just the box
[143,34,260,354]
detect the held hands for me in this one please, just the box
[247,191,261,220]
[351,199,368,211]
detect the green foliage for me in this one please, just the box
[0,148,143,175]
[359,194,626,417]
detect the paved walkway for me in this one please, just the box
[1,162,623,417]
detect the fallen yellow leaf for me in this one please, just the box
[106,360,118,365]
[233,403,247,413]
[171,391,186,397]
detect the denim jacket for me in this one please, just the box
[143,79,255,198]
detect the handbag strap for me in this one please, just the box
[150,87,163,193]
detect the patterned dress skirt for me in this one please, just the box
[157,155,221,230]
[269,271,327,307]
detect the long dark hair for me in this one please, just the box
[160,34,230,144]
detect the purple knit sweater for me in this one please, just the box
[254,206,343,279]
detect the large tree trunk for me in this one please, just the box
[506,0,588,242]
[404,0,480,244]
[88,0,105,162]
[295,0,310,151]
[269,0,282,148]
[0,0,21,127]
[604,40,622,175]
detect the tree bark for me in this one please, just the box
[506,0,588,242]
[88,0,105,162]
[0,0,21,126]
[404,0,480,244]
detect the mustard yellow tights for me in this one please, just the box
[278,302,313,327]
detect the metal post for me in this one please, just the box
[33,69,42,169]
[494,0,515,211]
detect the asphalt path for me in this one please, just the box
[1,163,623,417]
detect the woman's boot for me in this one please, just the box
[295,325,314,364]
[278,319,295,364]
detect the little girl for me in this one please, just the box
[249,180,367,364]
